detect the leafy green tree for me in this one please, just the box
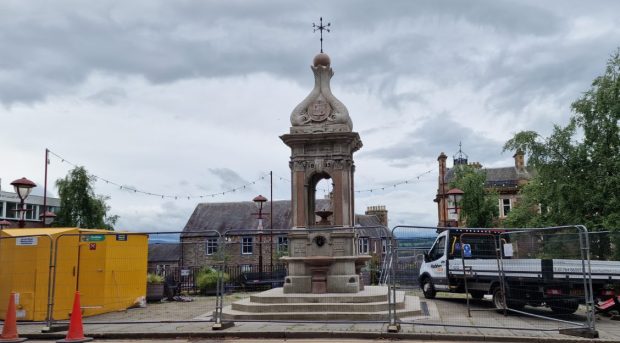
[450,165,498,228]
[503,50,620,259]
[54,166,118,230]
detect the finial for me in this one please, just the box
[312,17,331,53]
[453,141,469,166]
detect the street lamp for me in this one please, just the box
[11,177,36,228]
[253,195,268,277]
[40,211,57,226]
[446,188,464,227]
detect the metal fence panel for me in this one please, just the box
[0,234,54,322]
[387,225,620,337]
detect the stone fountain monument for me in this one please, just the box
[279,51,371,294]
[219,50,420,323]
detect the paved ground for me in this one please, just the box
[10,291,620,342]
[25,340,514,343]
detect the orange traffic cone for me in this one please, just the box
[57,292,92,343]
[0,292,27,343]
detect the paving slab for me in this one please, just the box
[8,291,620,342]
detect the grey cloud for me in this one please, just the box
[0,0,590,105]
[86,87,127,105]
[361,115,504,166]
[478,37,620,115]
[208,168,250,190]
[116,201,192,231]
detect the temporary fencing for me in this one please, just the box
[214,226,392,327]
[0,233,55,323]
[386,225,620,337]
[1,225,618,338]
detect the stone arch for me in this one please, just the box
[307,171,332,227]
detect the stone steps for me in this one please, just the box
[233,292,406,313]
[220,286,421,321]
[249,286,389,304]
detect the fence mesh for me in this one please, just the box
[387,225,618,335]
[0,235,54,322]
[1,227,618,338]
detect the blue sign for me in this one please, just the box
[463,243,472,258]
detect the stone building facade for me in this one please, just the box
[434,147,534,227]
[180,200,391,269]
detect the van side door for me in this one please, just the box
[426,234,449,290]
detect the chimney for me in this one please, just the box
[365,205,388,227]
[513,149,525,171]
[438,152,447,187]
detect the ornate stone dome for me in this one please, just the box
[289,54,353,134]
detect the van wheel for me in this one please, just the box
[492,287,506,311]
[549,300,579,315]
[493,287,524,312]
[422,278,436,299]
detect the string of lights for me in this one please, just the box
[48,150,269,200]
[355,168,434,193]
[48,149,435,201]
[274,168,434,194]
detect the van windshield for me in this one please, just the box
[428,236,446,261]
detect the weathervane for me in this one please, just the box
[313,17,331,53]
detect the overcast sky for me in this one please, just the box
[2,0,620,231]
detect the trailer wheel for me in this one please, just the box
[422,277,436,299]
[549,300,579,315]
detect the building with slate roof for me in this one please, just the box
[180,200,391,269]
[435,146,534,227]
[147,242,182,274]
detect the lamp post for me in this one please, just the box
[10,177,36,228]
[252,195,268,278]
[446,188,464,227]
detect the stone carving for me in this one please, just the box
[290,57,353,133]
[332,239,345,256]
[309,98,332,122]
[293,242,307,256]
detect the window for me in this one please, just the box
[241,237,253,255]
[241,264,252,273]
[382,239,387,254]
[501,198,511,217]
[358,237,369,254]
[5,202,18,219]
[277,236,288,253]
[428,236,446,261]
[156,264,170,275]
[206,238,218,255]
[24,204,36,220]
[0,202,4,218]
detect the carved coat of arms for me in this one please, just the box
[308,99,331,122]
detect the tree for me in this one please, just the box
[450,165,498,228]
[54,166,118,230]
[503,50,620,259]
